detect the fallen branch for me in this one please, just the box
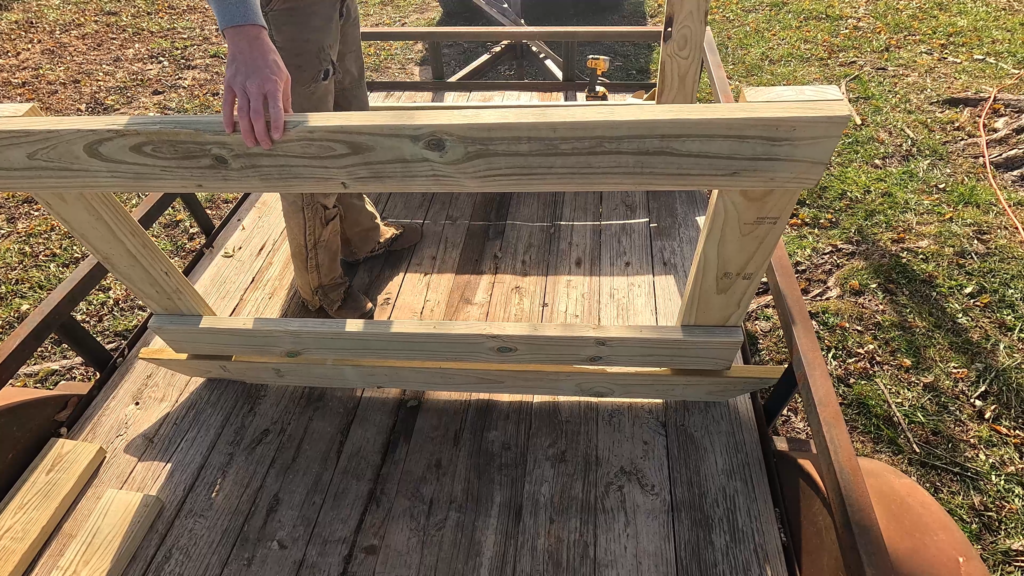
[840,70,865,126]
[16,357,86,377]
[15,342,118,377]
[876,379,920,453]
[979,69,1024,244]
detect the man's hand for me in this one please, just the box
[222,25,292,149]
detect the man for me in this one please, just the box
[206,0,422,319]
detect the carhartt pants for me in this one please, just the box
[261,0,398,313]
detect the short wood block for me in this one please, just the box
[52,490,162,576]
[0,439,106,576]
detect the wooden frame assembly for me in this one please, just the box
[0,21,850,403]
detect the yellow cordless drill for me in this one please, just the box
[585,55,610,101]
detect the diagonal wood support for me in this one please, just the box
[32,193,215,316]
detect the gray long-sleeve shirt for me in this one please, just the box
[208,0,266,30]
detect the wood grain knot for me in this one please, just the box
[421,136,448,154]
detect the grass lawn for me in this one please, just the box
[2,0,1023,570]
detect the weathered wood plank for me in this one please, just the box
[649,189,788,573]
[128,231,313,576]
[0,439,105,576]
[386,193,455,320]
[542,191,601,324]
[595,190,676,576]
[343,174,479,575]
[519,148,599,574]
[655,0,710,104]
[52,490,161,576]
[665,400,788,574]
[295,388,411,575]
[0,102,851,194]
[219,389,363,576]
[649,190,707,326]
[31,193,215,316]
[29,195,280,576]
[149,316,742,370]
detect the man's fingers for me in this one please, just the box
[249,89,273,149]
[268,85,286,140]
[283,78,293,114]
[222,84,237,134]
[235,91,258,148]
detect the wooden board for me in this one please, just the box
[0,103,43,117]
[30,193,215,316]
[148,316,742,370]
[0,439,105,576]
[677,84,845,326]
[138,348,782,401]
[742,85,846,102]
[677,188,803,326]
[0,102,851,194]
[649,192,789,574]
[51,490,161,576]
[655,0,710,104]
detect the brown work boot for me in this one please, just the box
[343,222,423,263]
[325,288,375,319]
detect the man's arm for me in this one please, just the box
[207,1,292,149]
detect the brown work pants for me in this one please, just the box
[262,0,398,314]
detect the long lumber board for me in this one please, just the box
[51,490,161,576]
[138,347,783,401]
[148,315,742,370]
[0,102,850,194]
[0,439,105,576]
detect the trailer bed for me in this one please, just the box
[28,91,786,576]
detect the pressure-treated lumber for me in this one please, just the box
[0,102,851,194]
[0,103,43,117]
[148,315,743,370]
[0,439,106,576]
[656,0,710,104]
[139,348,783,401]
[677,187,803,325]
[31,193,215,316]
[677,86,848,325]
[52,490,162,576]
[742,85,845,103]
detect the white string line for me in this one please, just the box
[387,218,654,226]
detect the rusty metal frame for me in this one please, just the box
[360,26,660,90]
[0,193,247,392]
[700,27,895,576]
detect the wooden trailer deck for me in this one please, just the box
[27,90,787,576]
